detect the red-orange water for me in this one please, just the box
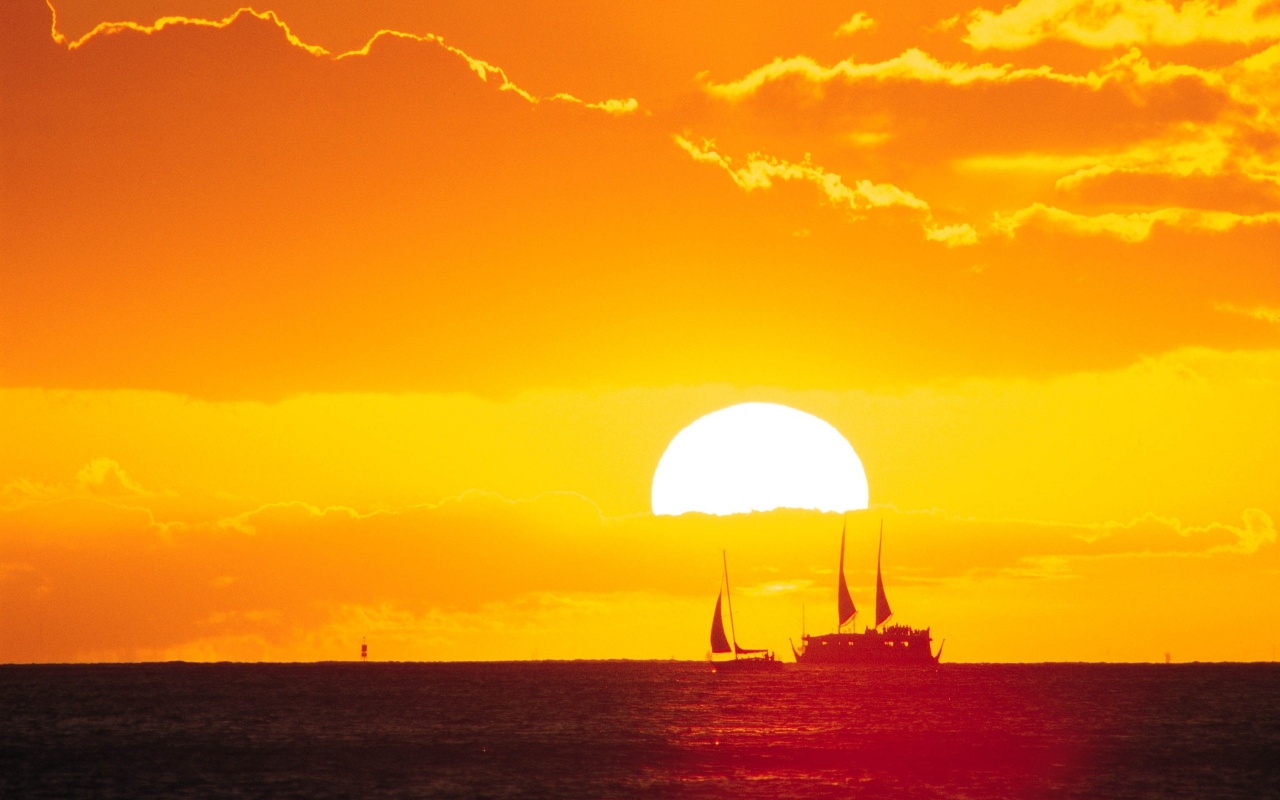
[2,662,1277,798]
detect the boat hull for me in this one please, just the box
[795,628,938,666]
[711,656,784,673]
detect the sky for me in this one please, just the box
[2,0,1278,663]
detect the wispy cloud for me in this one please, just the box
[702,49,1089,101]
[964,0,1280,50]
[993,202,1280,242]
[2,457,157,507]
[674,136,926,209]
[835,12,877,37]
[76,457,151,498]
[674,135,976,245]
[1215,303,1280,325]
[924,223,981,247]
[699,46,1219,101]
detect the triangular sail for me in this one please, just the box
[875,521,893,627]
[710,591,732,654]
[837,519,856,629]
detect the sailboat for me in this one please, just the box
[709,551,782,672]
[791,520,942,666]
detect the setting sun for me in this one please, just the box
[651,402,869,515]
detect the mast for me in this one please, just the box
[722,550,739,659]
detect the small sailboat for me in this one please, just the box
[709,551,782,672]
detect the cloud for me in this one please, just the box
[1228,508,1278,553]
[992,202,1280,241]
[1215,303,1280,324]
[674,135,977,245]
[693,43,1257,187]
[84,592,708,663]
[701,49,1093,101]
[924,222,981,247]
[942,52,1279,215]
[684,39,1280,248]
[0,489,718,661]
[835,12,877,37]
[1069,508,1276,556]
[551,94,641,115]
[45,1,637,113]
[75,457,150,497]
[877,506,1278,566]
[2,488,1274,661]
[2,458,154,508]
[674,135,926,209]
[49,2,323,55]
[6,1,672,399]
[1223,42,1280,139]
[699,45,1222,101]
[0,478,61,507]
[964,0,1280,50]
[691,45,1249,193]
[961,123,1267,191]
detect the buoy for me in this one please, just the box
[361,636,368,661]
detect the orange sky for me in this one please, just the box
[2,0,1278,663]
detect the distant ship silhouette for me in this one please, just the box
[792,520,943,665]
[709,551,782,672]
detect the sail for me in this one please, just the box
[875,522,893,627]
[837,521,856,628]
[710,591,732,653]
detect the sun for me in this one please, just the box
[651,402,869,516]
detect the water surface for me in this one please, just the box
[2,661,1277,798]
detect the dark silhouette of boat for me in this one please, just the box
[791,520,942,666]
[709,551,782,672]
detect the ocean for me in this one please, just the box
[2,661,1277,799]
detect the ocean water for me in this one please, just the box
[2,662,1277,799]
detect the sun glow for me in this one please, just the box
[651,402,869,515]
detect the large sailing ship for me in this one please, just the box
[791,521,942,666]
[709,552,782,672]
